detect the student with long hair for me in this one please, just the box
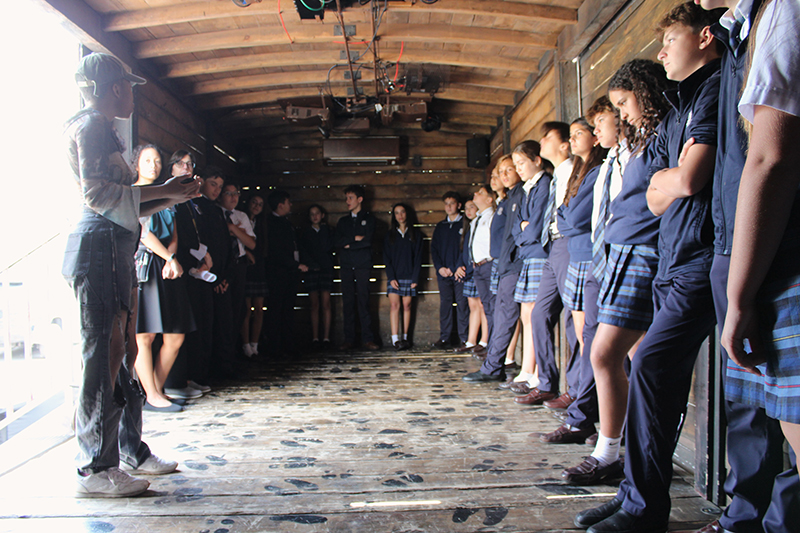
[131,144,196,413]
[454,199,489,353]
[384,203,423,350]
[566,59,674,494]
[299,203,335,349]
[241,195,267,357]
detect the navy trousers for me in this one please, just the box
[619,271,716,524]
[436,275,469,343]
[531,238,580,395]
[480,272,520,377]
[265,268,299,355]
[341,267,374,344]
[473,262,496,340]
[564,270,601,431]
[710,254,800,533]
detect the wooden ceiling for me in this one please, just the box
[84,0,582,138]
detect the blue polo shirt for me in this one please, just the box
[651,59,721,280]
[497,182,526,277]
[604,137,661,246]
[710,3,760,255]
[558,166,600,262]
[512,172,551,260]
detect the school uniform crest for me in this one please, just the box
[459,228,463,235]
[497,207,504,216]
[361,220,367,226]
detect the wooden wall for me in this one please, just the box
[509,67,557,146]
[246,129,488,347]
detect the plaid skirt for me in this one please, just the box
[490,259,500,294]
[387,278,417,297]
[462,277,479,298]
[726,254,800,423]
[598,244,658,331]
[303,269,334,293]
[563,260,590,311]
[514,257,546,303]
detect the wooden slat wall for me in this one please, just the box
[509,67,557,146]
[246,129,488,347]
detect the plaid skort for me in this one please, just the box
[303,269,334,293]
[514,257,547,303]
[597,243,658,331]
[490,259,500,294]
[726,250,800,423]
[563,260,590,311]
[462,276,479,298]
[387,278,417,297]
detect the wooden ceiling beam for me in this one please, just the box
[431,101,508,117]
[162,48,537,78]
[134,23,555,59]
[201,84,516,109]
[103,1,576,32]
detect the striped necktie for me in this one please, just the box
[541,175,555,247]
[592,158,615,281]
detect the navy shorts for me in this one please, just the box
[597,244,658,331]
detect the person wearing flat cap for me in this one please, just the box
[63,53,200,498]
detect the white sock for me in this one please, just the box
[591,432,622,467]
[402,333,408,340]
[527,374,540,388]
[242,344,253,357]
[479,341,488,347]
[465,341,476,348]
[250,342,259,354]
[392,335,400,343]
[513,371,533,383]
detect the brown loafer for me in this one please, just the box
[585,432,598,446]
[561,456,624,485]
[338,342,355,351]
[453,343,473,353]
[514,388,557,405]
[535,423,595,444]
[509,382,532,395]
[498,376,516,389]
[362,341,380,351]
[544,392,575,410]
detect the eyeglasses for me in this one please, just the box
[175,160,194,169]
[222,190,240,197]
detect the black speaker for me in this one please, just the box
[467,137,489,168]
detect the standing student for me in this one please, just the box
[383,203,423,350]
[720,0,800,508]
[516,124,583,408]
[576,4,724,531]
[565,59,673,493]
[548,98,628,467]
[299,204,335,350]
[431,192,469,349]
[63,53,197,497]
[466,183,496,358]
[264,190,307,357]
[698,1,800,532]
[454,199,489,353]
[218,183,256,358]
[241,195,267,358]
[464,156,525,382]
[335,185,379,351]
[132,144,196,413]
[508,141,552,402]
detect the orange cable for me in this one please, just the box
[393,41,404,82]
[278,0,294,43]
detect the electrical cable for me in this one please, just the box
[299,0,325,11]
[277,0,294,43]
[393,41,404,82]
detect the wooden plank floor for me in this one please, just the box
[0,350,721,532]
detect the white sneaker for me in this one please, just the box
[76,467,149,498]
[164,386,203,400]
[187,380,211,394]
[121,454,178,475]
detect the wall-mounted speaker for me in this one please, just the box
[466,137,489,168]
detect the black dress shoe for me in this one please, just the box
[432,339,450,349]
[462,371,504,382]
[574,498,623,529]
[587,509,667,533]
